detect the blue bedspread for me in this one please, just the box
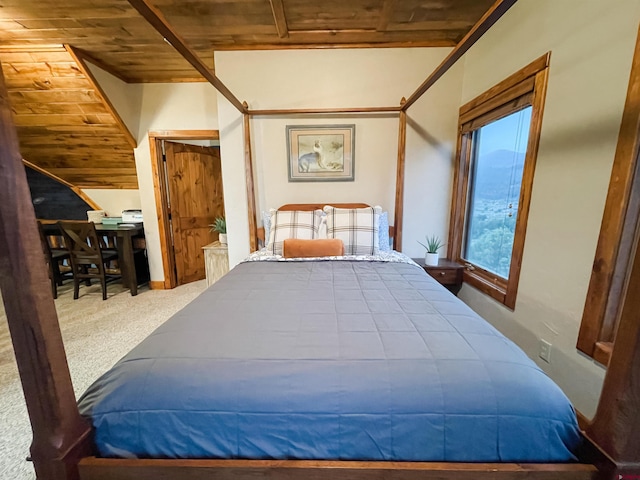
[78,259,581,461]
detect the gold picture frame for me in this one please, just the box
[286,124,355,182]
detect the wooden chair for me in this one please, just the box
[37,221,71,299]
[57,221,121,300]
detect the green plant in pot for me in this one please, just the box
[210,216,227,245]
[418,235,444,266]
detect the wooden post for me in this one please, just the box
[584,187,640,478]
[394,98,407,251]
[243,102,258,252]
[0,62,92,479]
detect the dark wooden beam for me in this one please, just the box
[243,102,258,252]
[269,0,289,38]
[249,106,401,115]
[585,208,640,477]
[402,0,519,111]
[126,0,246,113]
[393,97,407,251]
[0,61,92,480]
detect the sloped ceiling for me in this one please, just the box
[0,46,138,188]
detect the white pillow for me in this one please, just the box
[267,209,324,255]
[323,205,381,255]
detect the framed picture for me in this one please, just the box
[286,124,355,182]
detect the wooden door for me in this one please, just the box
[165,141,224,285]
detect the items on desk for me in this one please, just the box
[122,209,143,223]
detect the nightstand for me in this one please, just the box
[412,258,464,295]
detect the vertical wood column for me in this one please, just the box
[0,63,92,479]
[393,98,407,251]
[585,213,640,478]
[243,102,258,252]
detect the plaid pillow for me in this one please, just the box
[267,209,323,255]
[323,205,382,255]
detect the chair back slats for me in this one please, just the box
[57,221,120,300]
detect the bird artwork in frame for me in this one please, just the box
[286,124,355,182]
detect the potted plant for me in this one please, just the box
[418,235,444,266]
[210,216,227,245]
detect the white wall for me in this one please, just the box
[81,189,142,217]
[215,48,463,266]
[89,65,220,282]
[87,63,143,142]
[134,83,219,281]
[456,0,640,417]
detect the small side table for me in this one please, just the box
[412,258,464,295]
[202,241,229,287]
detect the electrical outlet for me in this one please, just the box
[538,339,552,363]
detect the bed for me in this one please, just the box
[77,254,581,463]
[68,203,586,475]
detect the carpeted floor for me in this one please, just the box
[0,279,207,480]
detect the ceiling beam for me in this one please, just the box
[377,0,397,32]
[402,0,519,111]
[126,0,246,113]
[269,0,289,38]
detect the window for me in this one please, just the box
[448,54,550,309]
[576,28,640,366]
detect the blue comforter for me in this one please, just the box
[78,259,581,461]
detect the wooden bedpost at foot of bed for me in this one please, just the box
[584,209,640,479]
[0,62,93,479]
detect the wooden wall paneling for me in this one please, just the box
[0,60,92,480]
[403,0,519,111]
[577,24,640,363]
[244,105,258,252]
[65,45,138,148]
[0,46,138,189]
[393,98,407,251]
[126,0,246,113]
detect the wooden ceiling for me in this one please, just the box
[0,0,498,83]
[0,0,499,189]
[0,46,138,188]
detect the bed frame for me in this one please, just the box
[1,0,639,477]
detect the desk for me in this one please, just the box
[42,222,149,296]
[95,223,148,296]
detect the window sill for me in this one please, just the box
[462,269,514,309]
[593,341,612,367]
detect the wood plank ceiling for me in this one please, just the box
[0,0,498,189]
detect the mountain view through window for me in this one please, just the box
[463,107,532,278]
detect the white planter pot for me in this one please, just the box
[218,233,227,245]
[424,252,439,266]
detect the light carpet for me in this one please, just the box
[0,279,207,480]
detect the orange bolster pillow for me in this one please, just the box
[283,238,345,258]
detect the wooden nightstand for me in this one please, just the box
[412,258,464,295]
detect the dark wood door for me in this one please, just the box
[165,141,224,285]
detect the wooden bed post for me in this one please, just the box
[584,191,640,478]
[243,102,258,252]
[0,62,92,479]
[394,97,407,251]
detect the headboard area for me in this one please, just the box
[256,203,395,245]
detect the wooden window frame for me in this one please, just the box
[576,26,640,367]
[448,53,551,309]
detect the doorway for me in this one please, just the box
[150,130,224,288]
